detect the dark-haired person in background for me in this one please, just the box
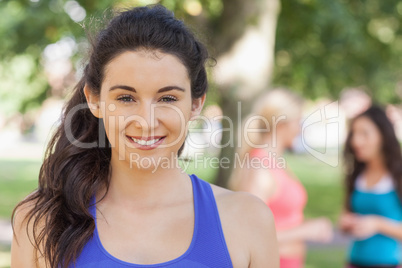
[11,5,278,268]
[340,105,402,268]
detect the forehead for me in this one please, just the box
[353,116,377,130]
[102,50,190,90]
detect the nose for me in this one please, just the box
[134,102,159,132]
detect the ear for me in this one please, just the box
[190,94,206,121]
[83,85,102,118]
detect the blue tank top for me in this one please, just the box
[349,181,402,266]
[71,174,233,268]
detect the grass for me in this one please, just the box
[0,159,41,268]
[0,159,40,219]
[305,247,347,268]
[285,153,347,267]
[285,152,344,222]
[0,245,10,268]
[0,152,346,268]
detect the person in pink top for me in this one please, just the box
[230,88,333,268]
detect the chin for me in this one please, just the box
[354,154,371,163]
[128,150,178,169]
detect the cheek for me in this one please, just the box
[286,121,300,139]
[351,134,362,147]
[155,101,192,126]
[155,105,192,151]
[350,137,358,150]
[368,133,382,153]
[100,108,128,146]
[350,137,367,158]
[157,107,186,128]
[292,121,301,135]
[98,100,140,141]
[352,133,382,156]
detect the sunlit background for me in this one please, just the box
[1,0,402,267]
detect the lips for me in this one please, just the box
[126,135,166,149]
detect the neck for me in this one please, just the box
[102,152,190,208]
[365,156,387,174]
[260,133,286,156]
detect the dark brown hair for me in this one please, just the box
[344,105,402,211]
[12,5,209,267]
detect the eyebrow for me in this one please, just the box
[109,85,185,93]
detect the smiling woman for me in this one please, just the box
[10,5,278,268]
[88,51,194,162]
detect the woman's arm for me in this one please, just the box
[276,218,333,243]
[349,215,402,240]
[377,217,402,240]
[11,201,45,268]
[240,194,279,268]
[338,210,357,233]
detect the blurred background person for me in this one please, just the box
[230,88,333,268]
[340,105,402,268]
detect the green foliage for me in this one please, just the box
[2,0,402,116]
[0,54,49,115]
[274,0,402,103]
[0,0,95,115]
[0,0,224,116]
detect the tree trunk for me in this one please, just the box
[213,0,281,187]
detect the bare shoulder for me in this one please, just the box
[210,184,274,224]
[12,192,38,233]
[210,184,279,268]
[12,192,46,268]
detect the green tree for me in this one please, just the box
[0,0,114,115]
[274,0,402,103]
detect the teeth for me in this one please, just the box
[130,137,162,146]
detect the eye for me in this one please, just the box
[117,94,135,103]
[159,95,178,103]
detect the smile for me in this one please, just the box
[126,135,166,149]
[131,137,163,145]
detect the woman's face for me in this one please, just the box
[275,115,301,149]
[283,116,302,148]
[350,116,383,163]
[85,50,205,169]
